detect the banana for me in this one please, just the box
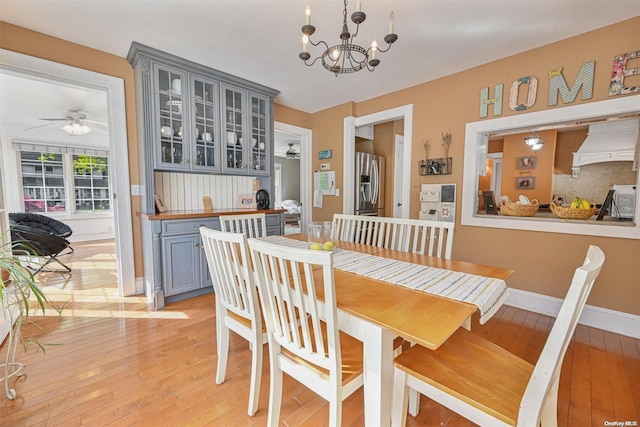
[571,197,591,209]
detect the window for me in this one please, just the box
[461,96,640,240]
[73,154,110,211]
[18,146,111,215]
[20,151,66,213]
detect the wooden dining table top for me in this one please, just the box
[278,234,514,350]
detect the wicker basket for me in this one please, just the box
[550,202,597,220]
[500,199,540,217]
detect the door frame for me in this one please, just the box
[343,104,413,218]
[0,49,135,296]
[393,134,404,218]
[274,121,311,234]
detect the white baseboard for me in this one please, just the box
[506,289,640,339]
[135,276,145,296]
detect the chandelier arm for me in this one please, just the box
[376,41,394,54]
[303,57,323,67]
[307,38,329,51]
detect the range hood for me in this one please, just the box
[572,117,639,177]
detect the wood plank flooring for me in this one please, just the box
[1,240,638,426]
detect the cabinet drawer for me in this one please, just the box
[161,218,221,236]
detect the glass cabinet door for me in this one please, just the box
[156,66,187,169]
[222,85,246,173]
[191,75,220,172]
[249,93,270,174]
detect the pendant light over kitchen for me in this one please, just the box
[524,131,544,151]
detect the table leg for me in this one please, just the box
[363,322,394,427]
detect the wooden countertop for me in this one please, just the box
[142,208,286,220]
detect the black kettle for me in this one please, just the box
[256,189,270,210]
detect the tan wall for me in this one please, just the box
[4,18,639,315]
[0,22,144,277]
[555,129,587,174]
[298,17,640,315]
[501,129,557,204]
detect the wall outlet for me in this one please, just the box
[335,188,340,197]
[131,185,140,196]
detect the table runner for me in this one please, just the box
[257,236,509,324]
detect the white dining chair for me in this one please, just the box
[332,214,454,259]
[220,213,267,238]
[391,245,605,427]
[247,238,364,427]
[199,226,265,416]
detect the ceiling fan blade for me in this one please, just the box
[24,121,64,131]
[39,117,68,121]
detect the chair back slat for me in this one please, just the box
[249,238,338,372]
[220,213,267,238]
[332,214,454,259]
[199,227,260,322]
[518,245,605,424]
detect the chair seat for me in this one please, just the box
[394,327,534,425]
[228,310,266,333]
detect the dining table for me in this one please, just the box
[257,234,514,427]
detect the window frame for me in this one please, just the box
[17,147,113,217]
[461,96,640,240]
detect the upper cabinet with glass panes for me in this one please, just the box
[128,42,278,176]
[221,84,271,175]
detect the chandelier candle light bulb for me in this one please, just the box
[305,5,311,25]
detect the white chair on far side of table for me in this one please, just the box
[220,213,267,238]
[199,226,266,416]
[391,245,605,427]
[248,238,364,427]
[332,214,454,259]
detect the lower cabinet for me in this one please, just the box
[162,234,211,296]
[150,213,284,306]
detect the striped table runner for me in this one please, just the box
[257,236,509,324]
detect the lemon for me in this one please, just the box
[309,243,322,250]
[323,241,335,251]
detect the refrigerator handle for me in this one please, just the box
[371,159,379,204]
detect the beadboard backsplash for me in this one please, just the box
[155,172,257,211]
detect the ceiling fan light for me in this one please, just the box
[62,122,91,136]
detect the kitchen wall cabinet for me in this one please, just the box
[221,84,271,175]
[128,42,279,214]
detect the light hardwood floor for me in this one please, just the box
[1,240,638,426]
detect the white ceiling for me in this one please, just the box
[0,0,638,148]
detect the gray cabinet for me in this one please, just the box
[221,84,271,175]
[128,42,279,214]
[143,213,284,306]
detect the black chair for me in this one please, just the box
[8,213,73,274]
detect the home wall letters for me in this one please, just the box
[479,49,639,118]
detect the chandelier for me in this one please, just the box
[524,131,544,151]
[298,0,397,76]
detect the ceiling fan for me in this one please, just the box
[25,108,108,135]
[285,143,301,159]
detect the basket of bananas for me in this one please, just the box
[550,197,597,220]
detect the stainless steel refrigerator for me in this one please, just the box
[355,152,385,216]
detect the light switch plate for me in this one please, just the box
[320,163,330,170]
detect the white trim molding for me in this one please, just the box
[506,288,640,339]
[343,104,413,217]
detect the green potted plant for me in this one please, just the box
[1,231,49,399]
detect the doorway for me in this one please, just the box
[343,105,414,218]
[274,122,312,234]
[0,49,135,296]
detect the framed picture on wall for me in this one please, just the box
[516,176,536,190]
[517,156,537,170]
